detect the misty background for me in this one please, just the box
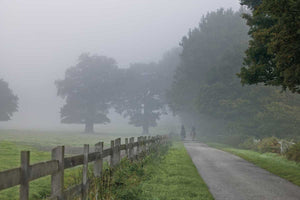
[0,0,240,130]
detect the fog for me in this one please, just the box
[0,0,240,130]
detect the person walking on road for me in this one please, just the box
[180,125,186,140]
[191,126,196,141]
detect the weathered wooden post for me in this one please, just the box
[125,138,128,157]
[110,140,114,166]
[94,142,103,177]
[51,146,64,199]
[129,137,134,159]
[137,137,141,156]
[20,151,30,200]
[82,144,89,200]
[113,138,121,166]
[147,136,151,152]
[144,136,147,152]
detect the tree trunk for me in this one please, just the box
[142,124,149,135]
[84,121,94,133]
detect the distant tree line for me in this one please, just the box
[56,49,180,134]
[167,7,300,141]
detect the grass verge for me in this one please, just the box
[208,143,300,186]
[139,142,214,200]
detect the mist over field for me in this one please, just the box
[0,0,240,130]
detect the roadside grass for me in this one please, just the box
[208,143,300,187]
[139,142,214,200]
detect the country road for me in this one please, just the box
[184,142,300,200]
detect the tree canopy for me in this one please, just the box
[0,79,18,121]
[56,54,121,133]
[115,63,166,134]
[239,0,300,93]
[167,8,300,141]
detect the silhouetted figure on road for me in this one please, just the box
[180,125,186,140]
[191,126,196,141]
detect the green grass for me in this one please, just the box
[208,143,300,186]
[0,141,87,200]
[0,126,174,148]
[139,142,214,200]
[0,129,136,148]
[0,141,51,199]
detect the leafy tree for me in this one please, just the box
[115,63,166,134]
[168,8,300,140]
[56,54,121,133]
[0,79,18,121]
[169,9,249,118]
[239,0,300,93]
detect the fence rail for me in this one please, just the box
[0,135,168,200]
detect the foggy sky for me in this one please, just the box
[0,0,240,130]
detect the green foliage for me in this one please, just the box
[286,142,300,162]
[56,53,121,133]
[87,144,169,200]
[116,48,180,134]
[238,137,258,150]
[168,8,300,139]
[239,0,300,93]
[257,137,281,153]
[0,79,18,121]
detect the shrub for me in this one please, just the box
[223,134,246,147]
[239,137,259,150]
[286,142,300,162]
[257,137,280,153]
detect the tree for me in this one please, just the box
[115,63,166,134]
[239,0,300,93]
[168,8,300,140]
[168,9,249,118]
[0,79,18,121]
[56,54,121,133]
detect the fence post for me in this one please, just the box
[125,138,128,157]
[82,144,89,200]
[94,142,103,177]
[51,146,64,199]
[113,138,121,166]
[110,140,114,166]
[20,151,30,200]
[137,137,140,156]
[129,137,134,159]
[144,136,147,152]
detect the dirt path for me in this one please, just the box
[184,142,300,200]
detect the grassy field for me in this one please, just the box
[208,143,300,187]
[0,126,176,148]
[139,142,214,200]
[0,127,187,199]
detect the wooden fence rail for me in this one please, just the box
[0,135,168,200]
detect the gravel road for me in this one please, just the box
[184,142,300,200]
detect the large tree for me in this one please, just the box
[56,54,121,133]
[239,0,300,93]
[168,8,300,141]
[115,63,166,134]
[0,79,18,121]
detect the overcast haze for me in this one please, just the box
[0,0,240,130]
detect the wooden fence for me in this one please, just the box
[0,135,168,200]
